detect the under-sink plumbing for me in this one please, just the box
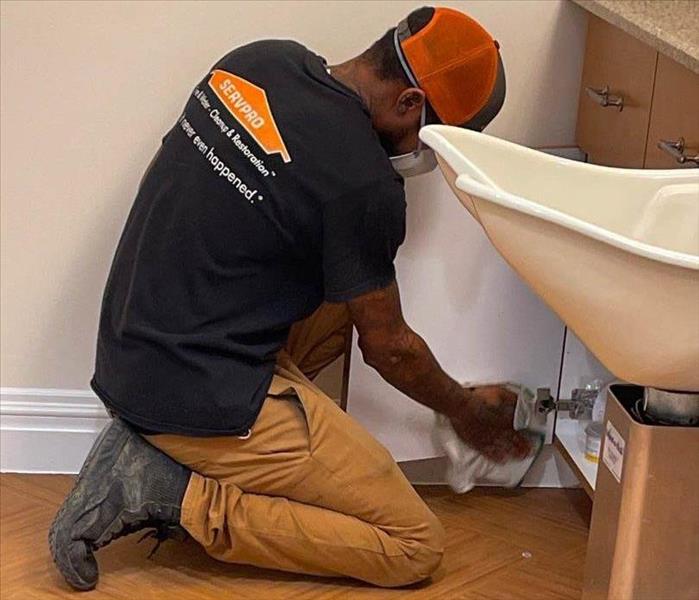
[537,385,699,426]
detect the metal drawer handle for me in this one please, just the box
[658,138,699,166]
[585,85,624,111]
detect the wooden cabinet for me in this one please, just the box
[576,15,657,168]
[644,54,699,169]
[576,15,699,169]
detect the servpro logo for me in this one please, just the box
[208,69,291,163]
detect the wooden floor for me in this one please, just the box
[0,474,591,599]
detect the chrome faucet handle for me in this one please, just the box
[585,85,624,112]
[658,138,699,166]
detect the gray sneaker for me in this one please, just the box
[48,417,191,590]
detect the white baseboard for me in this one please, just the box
[1,387,578,487]
[1,387,109,473]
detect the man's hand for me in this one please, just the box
[449,386,531,463]
[466,385,518,429]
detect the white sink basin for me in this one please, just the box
[421,125,699,391]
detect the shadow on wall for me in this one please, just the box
[37,146,162,388]
[486,0,587,145]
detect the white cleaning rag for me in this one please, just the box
[435,383,544,494]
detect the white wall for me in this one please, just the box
[1,0,586,391]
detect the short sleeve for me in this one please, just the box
[322,178,406,303]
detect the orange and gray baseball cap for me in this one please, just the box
[394,6,506,131]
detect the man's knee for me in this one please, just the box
[410,513,446,581]
[379,513,446,588]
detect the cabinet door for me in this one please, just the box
[576,15,657,167]
[644,54,699,168]
[346,172,566,462]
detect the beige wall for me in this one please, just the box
[0,0,586,389]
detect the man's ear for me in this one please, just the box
[396,88,425,116]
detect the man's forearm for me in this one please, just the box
[348,282,526,461]
[362,326,468,416]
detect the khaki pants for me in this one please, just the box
[146,303,445,587]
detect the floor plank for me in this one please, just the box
[0,475,590,599]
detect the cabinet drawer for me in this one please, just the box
[576,15,657,167]
[644,54,699,169]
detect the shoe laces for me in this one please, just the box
[137,524,177,559]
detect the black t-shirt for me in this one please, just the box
[91,40,406,436]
